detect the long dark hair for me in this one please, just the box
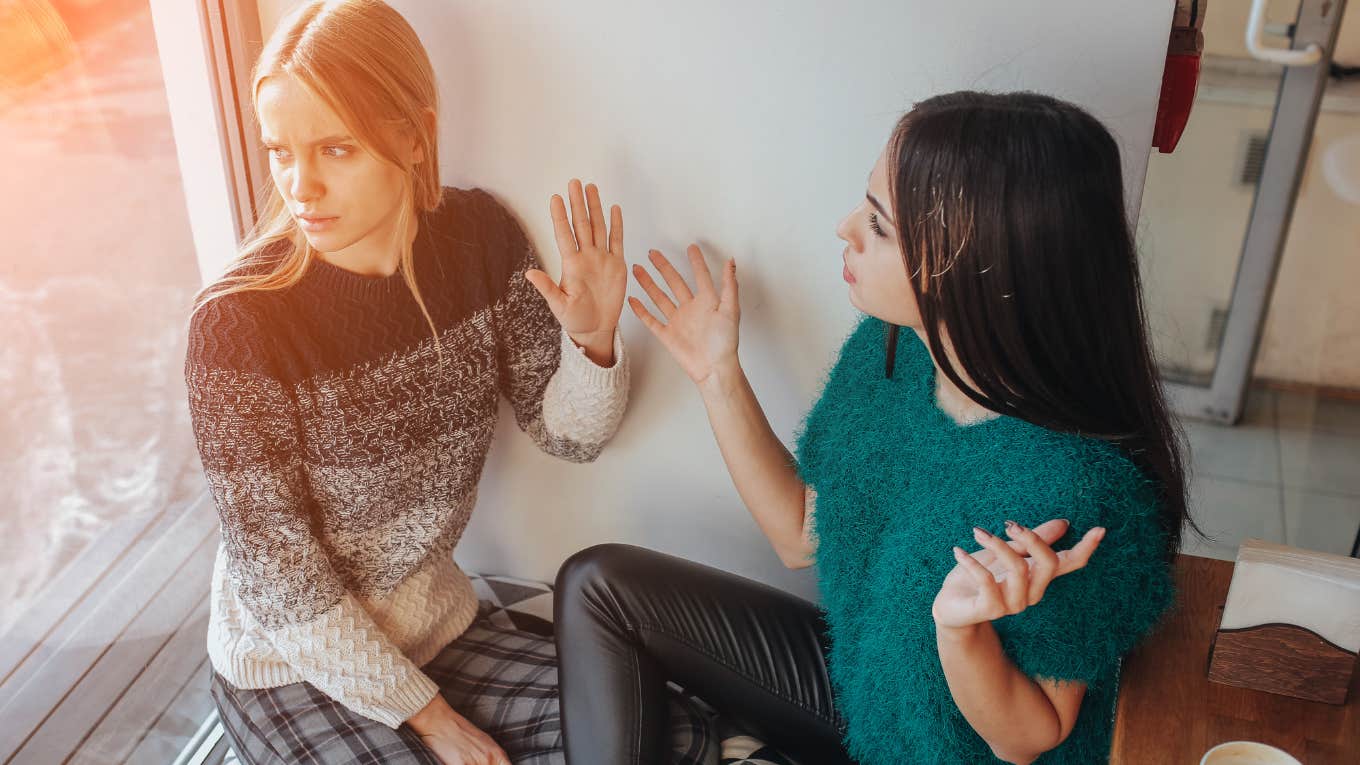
[886,90,1199,559]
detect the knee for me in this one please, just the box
[555,542,650,599]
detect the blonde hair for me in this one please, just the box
[192,0,443,347]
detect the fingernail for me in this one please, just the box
[972,526,991,539]
[1004,520,1017,531]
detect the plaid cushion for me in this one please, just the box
[469,574,557,637]
[214,581,714,765]
[217,574,793,765]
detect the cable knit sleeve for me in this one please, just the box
[476,189,630,463]
[186,299,441,728]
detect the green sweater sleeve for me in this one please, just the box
[991,472,1176,685]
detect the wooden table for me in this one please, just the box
[1111,555,1360,764]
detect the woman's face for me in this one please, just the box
[835,145,922,328]
[256,75,415,254]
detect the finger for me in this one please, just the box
[628,297,667,336]
[1029,518,1071,546]
[524,269,567,317]
[608,204,624,256]
[686,244,716,297]
[648,249,695,303]
[632,264,677,317]
[1005,520,1060,605]
[549,194,578,257]
[1055,526,1106,577]
[953,546,1004,614]
[719,258,740,318]
[586,183,608,249]
[977,518,1069,559]
[973,526,1028,614]
[568,178,593,249]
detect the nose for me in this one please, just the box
[835,207,860,249]
[290,156,323,205]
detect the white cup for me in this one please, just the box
[1200,741,1303,765]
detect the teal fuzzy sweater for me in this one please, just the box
[795,318,1175,764]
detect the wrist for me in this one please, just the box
[567,328,616,367]
[406,693,455,732]
[696,356,744,397]
[935,620,986,646]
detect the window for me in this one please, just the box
[0,1,234,761]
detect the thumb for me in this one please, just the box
[524,269,567,316]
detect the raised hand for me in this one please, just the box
[931,519,1106,630]
[629,245,740,386]
[525,179,627,366]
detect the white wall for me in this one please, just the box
[257,1,1176,597]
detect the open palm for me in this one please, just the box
[629,245,740,385]
[524,179,627,344]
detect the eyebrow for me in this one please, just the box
[866,193,895,227]
[260,134,354,146]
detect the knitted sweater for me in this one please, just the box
[796,318,1174,765]
[185,187,629,728]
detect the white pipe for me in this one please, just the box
[1245,0,1323,66]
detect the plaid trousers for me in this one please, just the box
[211,605,715,765]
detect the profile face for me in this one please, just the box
[835,144,922,328]
[256,74,411,255]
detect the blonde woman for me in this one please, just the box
[185,2,698,763]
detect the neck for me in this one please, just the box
[912,327,998,426]
[321,209,418,278]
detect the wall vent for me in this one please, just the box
[1238,133,1269,186]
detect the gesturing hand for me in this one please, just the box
[931,519,1106,630]
[525,179,627,365]
[628,245,740,386]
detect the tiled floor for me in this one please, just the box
[1180,388,1360,560]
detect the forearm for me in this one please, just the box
[936,623,1063,764]
[697,359,809,566]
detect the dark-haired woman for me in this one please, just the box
[553,91,1193,765]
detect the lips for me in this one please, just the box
[842,251,857,284]
[297,213,339,232]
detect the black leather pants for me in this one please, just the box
[554,543,855,765]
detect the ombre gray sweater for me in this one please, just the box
[185,187,628,728]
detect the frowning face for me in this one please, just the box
[256,74,417,257]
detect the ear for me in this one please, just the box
[411,106,436,164]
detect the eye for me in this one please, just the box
[322,145,352,158]
[266,147,292,162]
[868,212,887,238]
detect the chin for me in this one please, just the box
[302,231,349,253]
[848,289,883,319]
